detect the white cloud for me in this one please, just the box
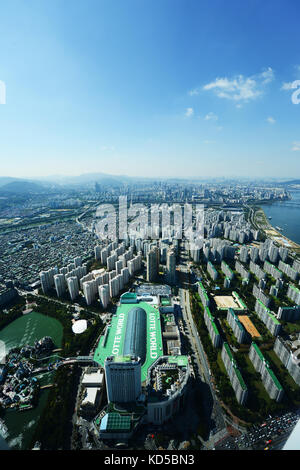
[266,117,276,124]
[281,81,298,90]
[184,107,194,118]
[291,141,300,151]
[203,76,261,101]
[260,67,275,84]
[202,67,274,103]
[204,112,218,121]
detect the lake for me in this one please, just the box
[0,311,63,449]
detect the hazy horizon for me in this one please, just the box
[0,171,298,183]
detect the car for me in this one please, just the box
[116,442,128,448]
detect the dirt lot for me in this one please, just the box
[214,295,239,309]
[238,315,261,338]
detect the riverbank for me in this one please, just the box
[251,206,300,255]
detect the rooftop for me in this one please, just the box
[93,300,163,382]
[100,412,131,432]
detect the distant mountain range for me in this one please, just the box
[0,173,151,194]
[0,180,49,194]
[0,173,195,194]
[0,177,23,188]
[0,173,298,194]
[35,172,136,185]
[34,172,197,186]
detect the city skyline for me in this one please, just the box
[0,171,299,183]
[0,0,300,179]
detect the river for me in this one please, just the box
[262,190,300,246]
[0,311,63,450]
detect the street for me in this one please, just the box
[177,245,228,447]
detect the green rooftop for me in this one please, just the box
[223,342,247,390]
[265,365,283,391]
[251,343,283,391]
[257,298,269,310]
[168,355,188,367]
[204,306,214,321]
[100,413,131,432]
[222,261,233,274]
[120,292,137,303]
[256,299,280,325]
[233,364,247,390]
[198,281,208,293]
[289,283,300,294]
[112,355,133,363]
[198,282,209,302]
[232,291,247,310]
[266,310,281,325]
[211,320,220,336]
[223,342,234,361]
[208,261,218,272]
[161,296,171,306]
[93,301,163,382]
[251,342,266,361]
[228,308,245,332]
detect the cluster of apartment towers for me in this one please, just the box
[39,237,178,309]
[196,237,300,407]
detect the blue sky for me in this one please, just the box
[0,0,300,179]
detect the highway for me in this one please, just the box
[177,246,228,445]
[232,410,300,450]
[180,288,227,436]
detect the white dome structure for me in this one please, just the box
[72,319,88,334]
